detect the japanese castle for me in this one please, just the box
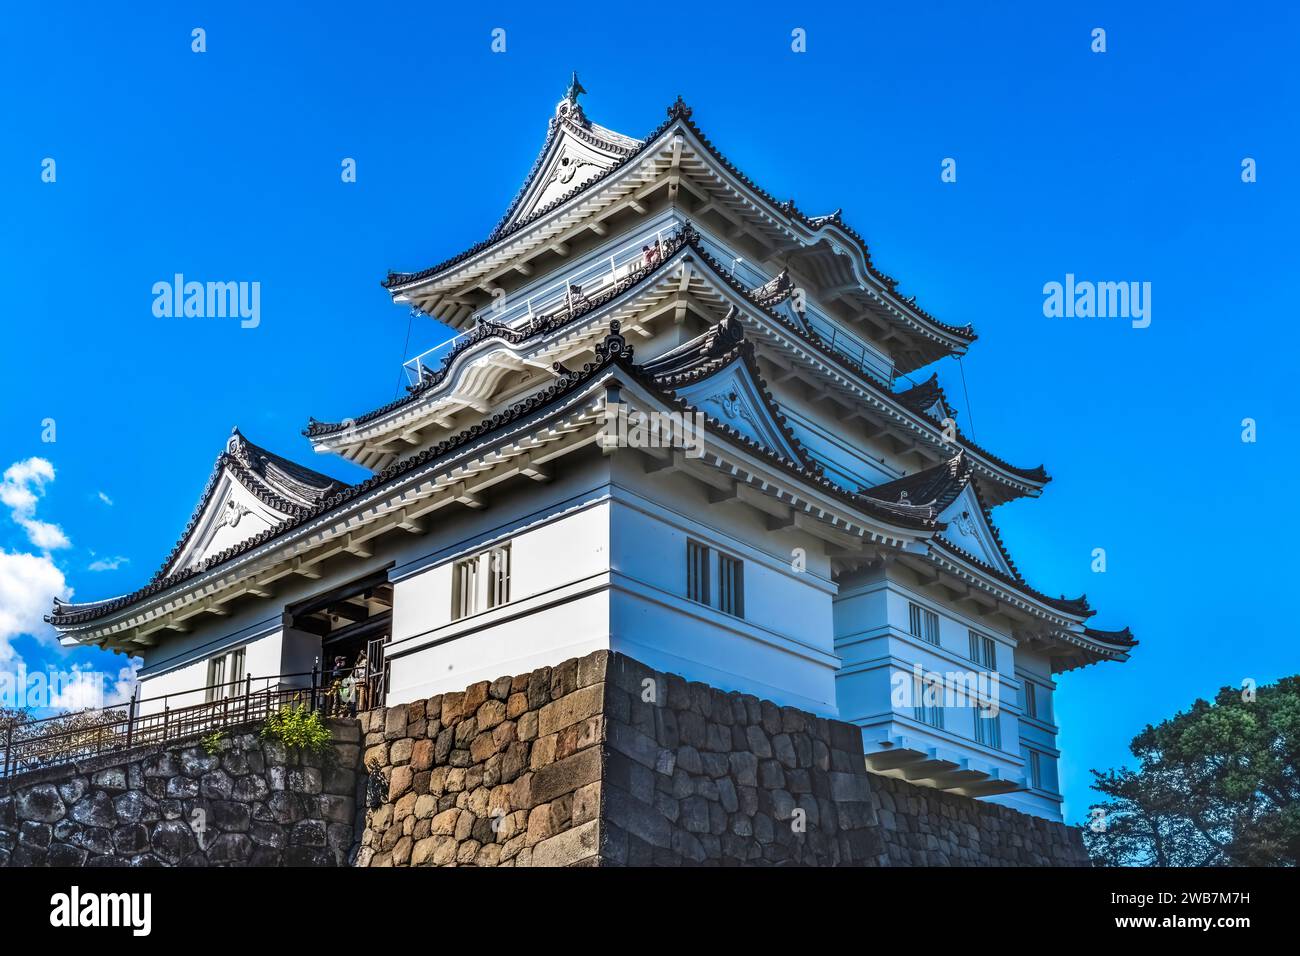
[49,77,1134,822]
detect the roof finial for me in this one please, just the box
[565,71,586,104]
[557,71,589,125]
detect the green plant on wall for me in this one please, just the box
[261,705,333,757]
[200,730,226,756]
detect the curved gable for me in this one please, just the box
[164,470,290,576]
[672,359,803,462]
[937,485,1014,577]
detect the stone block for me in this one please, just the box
[531,747,602,805]
[530,819,599,867]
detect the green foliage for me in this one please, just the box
[200,730,226,756]
[1082,675,1300,866]
[260,705,333,756]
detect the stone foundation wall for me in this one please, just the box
[355,651,607,867]
[1,653,1087,867]
[0,719,360,867]
[870,773,1089,866]
[358,650,1089,867]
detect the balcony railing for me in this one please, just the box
[802,312,895,382]
[403,222,680,386]
[0,665,380,779]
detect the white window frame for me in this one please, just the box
[968,630,996,670]
[717,552,744,619]
[1027,749,1043,790]
[686,541,745,620]
[205,646,245,703]
[452,543,511,621]
[909,602,940,645]
[973,706,1001,749]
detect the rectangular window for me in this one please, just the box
[686,540,710,605]
[912,675,945,729]
[1024,680,1038,720]
[205,647,245,703]
[452,544,510,621]
[974,707,1001,749]
[909,602,940,645]
[717,554,744,618]
[968,631,996,669]
[686,541,745,620]
[1028,750,1042,790]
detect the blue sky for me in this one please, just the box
[1,2,1295,821]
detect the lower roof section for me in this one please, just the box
[49,323,1133,673]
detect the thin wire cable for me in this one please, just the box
[393,310,417,398]
[957,355,976,440]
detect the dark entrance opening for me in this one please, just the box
[285,569,393,715]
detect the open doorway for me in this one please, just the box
[284,569,393,715]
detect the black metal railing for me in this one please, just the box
[0,664,381,779]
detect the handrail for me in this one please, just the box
[0,666,375,779]
[403,222,679,386]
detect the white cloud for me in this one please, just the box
[97,491,113,506]
[88,555,129,572]
[0,548,70,664]
[1,457,71,550]
[48,661,138,710]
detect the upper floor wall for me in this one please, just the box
[832,560,1065,821]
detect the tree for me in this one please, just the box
[1082,676,1299,866]
[1,704,129,772]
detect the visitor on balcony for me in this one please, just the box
[354,651,370,712]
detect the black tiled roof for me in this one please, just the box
[309,223,701,439]
[930,535,1093,618]
[1083,626,1137,647]
[382,98,975,348]
[683,241,1050,490]
[51,323,946,629]
[641,310,823,476]
[892,374,1049,486]
[859,452,973,514]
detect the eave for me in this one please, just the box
[382,99,974,368]
[54,327,953,649]
[308,226,702,468]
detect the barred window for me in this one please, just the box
[686,541,744,620]
[909,602,940,645]
[686,540,710,605]
[974,708,1001,749]
[1024,680,1038,719]
[968,631,996,669]
[717,554,744,618]
[205,647,245,702]
[452,544,510,620]
[913,675,945,729]
[1028,750,1043,790]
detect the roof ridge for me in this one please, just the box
[382,97,976,351]
[312,223,701,440]
[48,334,634,628]
[682,240,1050,491]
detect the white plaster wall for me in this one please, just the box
[384,501,613,703]
[136,628,284,716]
[607,469,840,715]
[833,566,1065,820]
